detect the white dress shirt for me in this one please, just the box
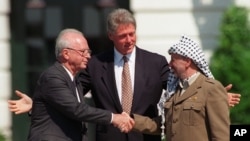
[114,47,135,103]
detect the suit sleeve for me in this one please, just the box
[38,72,112,124]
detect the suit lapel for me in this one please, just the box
[54,61,83,102]
[101,51,123,112]
[132,48,146,112]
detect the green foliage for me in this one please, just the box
[210,5,250,124]
[161,136,166,141]
[0,131,5,141]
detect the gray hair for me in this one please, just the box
[55,28,83,58]
[106,8,136,34]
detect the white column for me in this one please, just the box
[0,0,11,140]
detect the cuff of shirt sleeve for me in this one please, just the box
[111,113,114,123]
[28,110,32,116]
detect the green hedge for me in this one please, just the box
[209,5,250,124]
[0,132,5,141]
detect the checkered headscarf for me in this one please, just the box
[159,35,214,140]
[159,35,214,126]
[158,35,214,140]
[166,35,214,98]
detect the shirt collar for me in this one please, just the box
[179,72,200,89]
[62,65,74,81]
[114,47,136,63]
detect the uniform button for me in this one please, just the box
[173,118,178,123]
[172,131,176,136]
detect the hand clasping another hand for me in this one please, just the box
[112,112,135,133]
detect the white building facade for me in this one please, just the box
[131,0,250,61]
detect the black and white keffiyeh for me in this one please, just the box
[158,35,214,140]
[167,35,214,97]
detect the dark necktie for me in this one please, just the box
[73,79,81,103]
[121,56,133,113]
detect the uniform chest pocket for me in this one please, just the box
[182,102,203,126]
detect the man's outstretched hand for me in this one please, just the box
[225,84,241,107]
[8,90,33,114]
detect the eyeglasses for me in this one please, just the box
[66,48,92,56]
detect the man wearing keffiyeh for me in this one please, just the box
[131,35,230,141]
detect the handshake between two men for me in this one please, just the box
[8,89,241,138]
[112,112,135,133]
[8,90,135,134]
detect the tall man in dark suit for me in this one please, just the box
[78,8,168,141]
[12,28,133,141]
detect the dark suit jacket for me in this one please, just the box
[28,61,112,141]
[78,47,169,141]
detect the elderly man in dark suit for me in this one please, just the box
[9,28,134,141]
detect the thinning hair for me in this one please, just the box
[106,8,136,34]
[55,28,83,59]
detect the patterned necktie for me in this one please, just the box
[121,56,133,113]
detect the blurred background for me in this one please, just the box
[0,0,249,140]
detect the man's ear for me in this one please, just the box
[184,58,192,67]
[61,49,70,60]
[107,32,113,40]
